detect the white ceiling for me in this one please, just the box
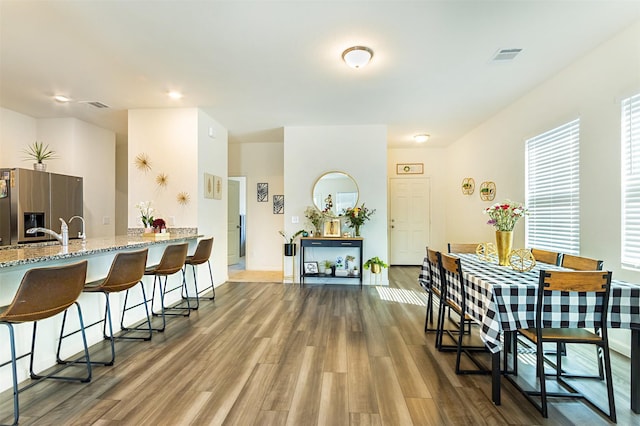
[1,1,639,148]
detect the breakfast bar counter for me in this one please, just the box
[0,233,200,269]
[0,232,202,394]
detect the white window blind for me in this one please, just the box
[622,93,640,269]
[525,118,580,254]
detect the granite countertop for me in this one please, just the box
[0,233,201,269]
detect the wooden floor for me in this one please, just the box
[1,266,637,425]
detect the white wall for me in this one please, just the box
[229,142,284,270]
[128,109,198,228]
[197,109,229,284]
[128,108,229,285]
[443,21,640,354]
[0,108,116,239]
[284,125,388,285]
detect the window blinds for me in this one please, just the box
[622,93,640,269]
[525,119,580,254]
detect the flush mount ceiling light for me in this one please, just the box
[168,91,183,100]
[53,95,71,103]
[342,46,374,69]
[414,134,430,143]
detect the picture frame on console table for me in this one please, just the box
[323,219,341,237]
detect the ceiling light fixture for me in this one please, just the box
[53,95,71,103]
[168,91,183,100]
[342,46,374,69]
[414,134,430,143]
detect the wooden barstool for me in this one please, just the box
[57,249,151,367]
[145,242,189,332]
[182,237,215,309]
[0,261,91,426]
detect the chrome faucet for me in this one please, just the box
[70,215,86,242]
[27,218,69,246]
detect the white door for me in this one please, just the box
[228,179,240,265]
[389,177,430,265]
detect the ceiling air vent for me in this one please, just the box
[78,100,110,109]
[491,48,523,62]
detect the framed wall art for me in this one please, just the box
[396,163,424,175]
[323,219,341,237]
[257,182,268,202]
[204,173,215,199]
[273,195,284,214]
[213,175,222,200]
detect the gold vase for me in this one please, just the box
[371,264,381,274]
[495,230,513,266]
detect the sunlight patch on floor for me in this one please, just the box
[375,286,427,306]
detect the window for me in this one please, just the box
[622,93,640,270]
[525,119,580,254]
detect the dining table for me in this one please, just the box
[419,252,640,412]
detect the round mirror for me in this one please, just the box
[312,171,359,216]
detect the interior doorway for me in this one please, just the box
[389,177,430,265]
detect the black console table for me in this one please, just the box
[299,237,364,287]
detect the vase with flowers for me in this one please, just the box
[152,218,167,233]
[484,200,528,265]
[135,201,155,233]
[344,204,375,237]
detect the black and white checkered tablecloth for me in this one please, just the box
[419,253,640,353]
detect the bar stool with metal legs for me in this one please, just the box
[0,261,91,426]
[182,237,215,310]
[57,249,151,367]
[145,242,189,332]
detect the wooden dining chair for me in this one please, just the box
[561,253,603,271]
[530,248,561,266]
[514,270,616,422]
[422,248,442,337]
[439,253,490,374]
[447,243,480,254]
[556,253,605,379]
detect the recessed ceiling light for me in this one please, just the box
[414,134,430,143]
[342,46,374,69]
[53,95,71,103]
[168,91,183,100]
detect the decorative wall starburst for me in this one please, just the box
[177,191,190,205]
[156,173,168,188]
[134,153,152,172]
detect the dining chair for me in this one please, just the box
[514,270,616,422]
[557,253,605,378]
[146,242,190,332]
[447,243,480,254]
[530,248,561,266]
[182,237,215,310]
[561,253,603,271]
[57,249,151,366]
[439,253,490,374]
[0,261,91,425]
[422,247,442,336]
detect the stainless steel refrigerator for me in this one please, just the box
[0,168,83,245]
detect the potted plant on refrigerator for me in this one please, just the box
[23,141,57,171]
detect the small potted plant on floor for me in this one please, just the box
[23,141,57,171]
[363,256,388,274]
